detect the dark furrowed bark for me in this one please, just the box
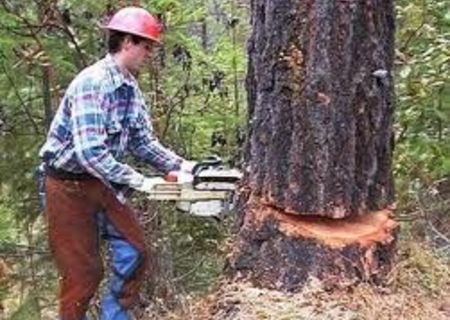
[229,0,397,292]
[245,0,395,218]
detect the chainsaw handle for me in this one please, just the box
[192,155,222,175]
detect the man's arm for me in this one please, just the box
[71,82,144,189]
[127,109,183,173]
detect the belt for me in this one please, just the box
[45,166,94,181]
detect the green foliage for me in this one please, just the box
[394,0,450,201]
[141,0,249,162]
[0,205,17,243]
[0,0,248,316]
[165,210,231,292]
[9,293,41,320]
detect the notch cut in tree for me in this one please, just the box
[227,0,398,290]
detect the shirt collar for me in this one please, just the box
[103,54,138,90]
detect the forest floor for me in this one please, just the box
[1,235,449,320]
[143,241,450,320]
[1,212,448,320]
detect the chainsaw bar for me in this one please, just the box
[146,182,228,201]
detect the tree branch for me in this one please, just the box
[0,51,41,134]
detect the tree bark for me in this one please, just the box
[228,0,398,291]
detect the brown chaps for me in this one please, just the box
[45,176,147,319]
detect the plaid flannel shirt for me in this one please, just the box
[39,54,182,191]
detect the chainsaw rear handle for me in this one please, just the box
[164,155,223,182]
[192,155,223,176]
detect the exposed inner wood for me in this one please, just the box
[246,198,398,249]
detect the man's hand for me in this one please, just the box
[167,170,193,183]
[134,177,165,193]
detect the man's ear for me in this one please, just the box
[121,36,133,50]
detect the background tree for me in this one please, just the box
[227,0,399,290]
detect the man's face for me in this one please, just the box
[123,37,156,74]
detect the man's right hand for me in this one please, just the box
[167,170,193,183]
[134,177,165,193]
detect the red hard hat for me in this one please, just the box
[105,7,163,43]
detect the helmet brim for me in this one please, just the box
[103,25,162,44]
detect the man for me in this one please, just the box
[39,7,194,320]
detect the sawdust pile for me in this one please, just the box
[143,243,449,320]
[147,281,448,320]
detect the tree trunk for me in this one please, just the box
[132,201,181,318]
[42,65,54,131]
[227,0,398,291]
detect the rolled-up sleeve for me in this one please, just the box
[71,81,144,187]
[128,109,182,174]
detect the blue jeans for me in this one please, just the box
[97,212,142,320]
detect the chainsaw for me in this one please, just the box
[146,156,242,219]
